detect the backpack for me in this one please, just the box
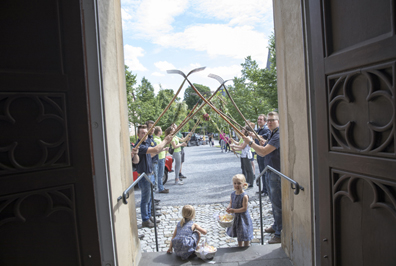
[168,144,174,155]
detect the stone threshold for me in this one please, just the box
[138,244,293,266]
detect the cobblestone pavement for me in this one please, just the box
[137,200,274,252]
[133,141,274,252]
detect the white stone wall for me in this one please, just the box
[273,0,314,265]
[98,0,141,265]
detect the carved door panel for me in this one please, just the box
[0,1,101,265]
[307,1,396,265]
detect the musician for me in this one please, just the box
[243,112,281,244]
[134,125,172,228]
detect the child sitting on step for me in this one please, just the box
[167,205,207,260]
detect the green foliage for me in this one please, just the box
[125,65,137,123]
[129,135,138,144]
[184,83,211,109]
[158,101,188,131]
[128,77,157,130]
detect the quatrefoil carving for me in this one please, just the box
[0,186,74,227]
[328,66,395,155]
[333,172,396,220]
[0,94,69,173]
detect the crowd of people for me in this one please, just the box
[131,111,282,259]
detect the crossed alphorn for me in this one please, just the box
[208,74,261,140]
[167,69,231,134]
[167,70,245,138]
[134,67,205,148]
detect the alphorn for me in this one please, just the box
[209,74,261,140]
[166,69,229,132]
[173,102,199,134]
[213,95,243,129]
[134,67,205,148]
[167,70,244,137]
[190,119,201,134]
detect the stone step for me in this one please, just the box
[138,244,293,266]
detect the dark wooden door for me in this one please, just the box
[307,1,396,265]
[0,1,101,265]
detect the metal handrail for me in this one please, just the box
[256,166,304,245]
[117,172,159,252]
[262,165,304,195]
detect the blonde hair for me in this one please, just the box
[232,174,248,190]
[180,205,195,227]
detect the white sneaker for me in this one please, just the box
[175,179,184,185]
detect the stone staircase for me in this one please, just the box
[138,244,293,266]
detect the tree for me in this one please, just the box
[183,83,211,109]
[126,75,158,133]
[125,65,138,134]
[222,33,278,127]
[241,34,278,112]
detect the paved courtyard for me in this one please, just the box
[133,141,274,252]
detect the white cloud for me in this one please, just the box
[121,8,132,30]
[156,24,268,63]
[193,0,273,26]
[122,0,272,63]
[154,61,176,72]
[188,65,241,87]
[124,0,189,38]
[124,45,147,71]
[121,8,132,21]
[151,72,165,77]
[189,63,202,69]
[152,83,162,94]
[205,65,241,80]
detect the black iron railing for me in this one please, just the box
[117,173,159,252]
[257,166,304,245]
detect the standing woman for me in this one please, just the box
[165,127,187,185]
[230,127,255,188]
[153,126,170,193]
[225,135,231,153]
[219,131,226,152]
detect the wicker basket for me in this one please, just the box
[195,237,217,260]
[217,213,234,228]
[195,247,217,260]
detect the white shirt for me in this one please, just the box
[241,136,253,159]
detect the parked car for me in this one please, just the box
[182,132,203,146]
[213,133,219,140]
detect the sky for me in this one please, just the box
[121,0,274,99]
